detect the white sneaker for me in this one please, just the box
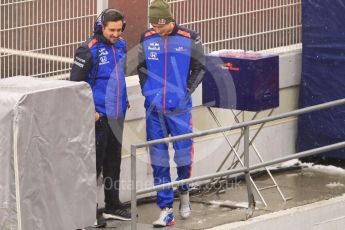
[179,191,191,219]
[152,207,175,227]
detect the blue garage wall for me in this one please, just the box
[297,0,345,158]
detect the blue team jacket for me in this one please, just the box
[70,35,127,119]
[138,24,205,113]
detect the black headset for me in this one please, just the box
[94,8,126,34]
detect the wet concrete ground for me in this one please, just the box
[86,164,345,229]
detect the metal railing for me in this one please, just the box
[155,0,302,53]
[130,98,345,229]
[0,0,97,79]
[1,1,302,79]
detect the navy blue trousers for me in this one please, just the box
[146,111,194,209]
[95,117,124,211]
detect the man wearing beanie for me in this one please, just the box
[137,0,205,227]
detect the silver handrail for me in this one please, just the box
[130,98,345,229]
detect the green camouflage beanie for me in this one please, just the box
[149,0,173,25]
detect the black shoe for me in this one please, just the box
[103,207,131,221]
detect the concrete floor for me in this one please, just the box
[86,165,345,229]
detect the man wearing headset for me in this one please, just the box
[70,9,131,227]
[137,0,205,227]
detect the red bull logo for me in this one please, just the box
[224,63,240,71]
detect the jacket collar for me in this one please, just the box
[169,21,179,36]
[94,34,114,45]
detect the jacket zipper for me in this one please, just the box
[112,46,120,118]
[163,37,168,113]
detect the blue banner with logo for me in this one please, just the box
[297,0,345,159]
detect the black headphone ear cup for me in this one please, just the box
[94,21,102,34]
[94,9,107,34]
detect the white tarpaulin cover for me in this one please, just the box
[0,76,97,230]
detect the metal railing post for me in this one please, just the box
[131,145,137,230]
[244,126,255,218]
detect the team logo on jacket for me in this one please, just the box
[175,46,187,52]
[158,18,166,25]
[100,56,109,65]
[98,48,108,56]
[148,42,160,51]
[148,52,159,61]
